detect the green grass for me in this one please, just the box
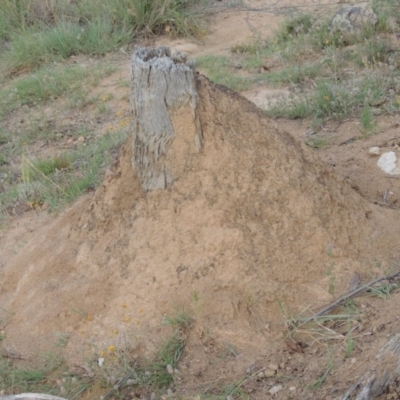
[0,353,63,395]
[267,99,311,120]
[267,72,398,122]
[164,309,194,330]
[309,355,334,390]
[1,324,187,398]
[0,129,127,219]
[196,55,250,91]
[227,1,400,125]
[0,64,113,119]
[258,64,320,86]
[0,346,93,398]
[2,21,131,74]
[24,155,71,178]
[144,335,185,388]
[0,0,206,74]
[360,105,375,134]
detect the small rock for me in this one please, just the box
[369,146,380,156]
[151,393,156,400]
[289,386,296,391]
[167,364,174,374]
[257,371,265,379]
[268,363,279,371]
[264,369,276,377]
[167,388,173,397]
[378,152,400,175]
[269,385,283,395]
[77,135,85,142]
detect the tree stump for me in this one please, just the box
[130,47,202,191]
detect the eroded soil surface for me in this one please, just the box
[1,1,400,399]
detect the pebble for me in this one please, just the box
[268,363,279,371]
[369,146,380,156]
[269,385,283,395]
[264,369,276,377]
[167,364,174,374]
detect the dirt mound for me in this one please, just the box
[0,72,397,367]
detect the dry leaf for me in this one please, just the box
[284,339,303,353]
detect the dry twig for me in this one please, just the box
[300,267,400,326]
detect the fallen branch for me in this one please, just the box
[299,267,400,326]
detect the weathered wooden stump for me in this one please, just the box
[130,46,202,191]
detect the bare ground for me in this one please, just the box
[1,2,400,399]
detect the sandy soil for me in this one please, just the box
[1,1,400,399]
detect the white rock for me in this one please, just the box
[377,152,399,175]
[269,385,283,395]
[368,146,380,155]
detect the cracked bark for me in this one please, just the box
[130,46,202,191]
